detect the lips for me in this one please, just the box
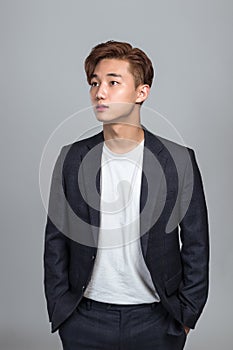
[95,104,109,112]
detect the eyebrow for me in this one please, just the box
[91,73,122,79]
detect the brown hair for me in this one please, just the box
[84,40,154,88]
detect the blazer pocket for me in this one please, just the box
[165,270,182,296]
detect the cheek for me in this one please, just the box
[114,89,136,102]
[90,92,96,102]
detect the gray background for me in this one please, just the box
[1,0,232,349]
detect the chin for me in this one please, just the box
[95,112,122,123]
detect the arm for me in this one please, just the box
[179,149,209,329]
[43,147,70,321]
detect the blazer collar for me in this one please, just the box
[85,124,165,156]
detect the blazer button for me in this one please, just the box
[82,285,86,291]
[91,255,96,260]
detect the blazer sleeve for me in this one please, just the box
[178,149,209,329]
[43,147,70,322]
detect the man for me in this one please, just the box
[44,41,209,350]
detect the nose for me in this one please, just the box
[95,84,107,101]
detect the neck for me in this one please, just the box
[103,122,144,154]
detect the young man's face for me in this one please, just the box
[89,58,148,123]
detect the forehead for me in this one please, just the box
[93,59,131,76]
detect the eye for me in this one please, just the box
[110,81,119,86]
[90,81,99,87]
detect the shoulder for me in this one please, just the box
[56,131,103,171]
[61,130,103,155]
[157,134,193,154]
[144,127,194,160]
[63,130,103,152]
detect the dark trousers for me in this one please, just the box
[58,297,187,350]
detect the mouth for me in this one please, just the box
[95,104,109,112]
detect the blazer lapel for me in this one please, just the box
[139,126,168,259]
[79,130,104,246]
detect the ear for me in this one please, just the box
[135,84,150,104]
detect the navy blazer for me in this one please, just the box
[44,126,209,334]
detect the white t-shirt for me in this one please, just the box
[84,139,160,304]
